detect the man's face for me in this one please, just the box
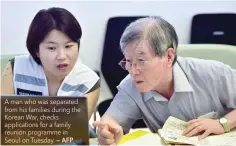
[123,40,174,92]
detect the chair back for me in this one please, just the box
[178,44,236,69]
[101,16,145,95]
[1,54,22,72]
[190,13,236,46]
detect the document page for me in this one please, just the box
[198,129,236,146]
[160,116,236,146]
[160,116,199,145]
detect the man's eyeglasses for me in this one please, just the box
[118,58,147,71]
[118,45,174,71]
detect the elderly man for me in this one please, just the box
[93,16,236,145]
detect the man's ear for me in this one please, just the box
[167,48,175,67]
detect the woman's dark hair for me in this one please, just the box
[26,7,82,64]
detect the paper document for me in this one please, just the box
[197,130,236,146]
[159,116,236,146]
[119,116,236,145]
[158,116,199,145]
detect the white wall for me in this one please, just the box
[1,1,236,103]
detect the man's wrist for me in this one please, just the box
[219,117,230,133]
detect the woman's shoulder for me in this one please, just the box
[69,59,100,94]
[13,54,43,78]
[74,59,99,79]
[14,54,39,68]
[14,54,32,61]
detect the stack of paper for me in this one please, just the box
[118,116,236,145]
[158,116,199,145]
[158,116,236,146]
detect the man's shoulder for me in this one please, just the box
[118,74,140,95]
[119,74,134,88]
[178,56,232,78]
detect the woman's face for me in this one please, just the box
[38,29,79,79]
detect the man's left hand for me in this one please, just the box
[182,118,225,139]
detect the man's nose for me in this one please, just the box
[129,64,140,76]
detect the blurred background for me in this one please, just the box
[1,0,236,123]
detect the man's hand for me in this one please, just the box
[182,118,225,139]
[93,121,123,145]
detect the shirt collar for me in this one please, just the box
[143,62,193,102]
[173,62,193,93]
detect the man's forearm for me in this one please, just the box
[101,114,119,125]
[225,109,236,130]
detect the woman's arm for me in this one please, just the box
[0,62,14,95]
[84,87,100,120]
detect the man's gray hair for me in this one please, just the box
[120,16,178,64]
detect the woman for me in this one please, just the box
[1,7,100,124]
